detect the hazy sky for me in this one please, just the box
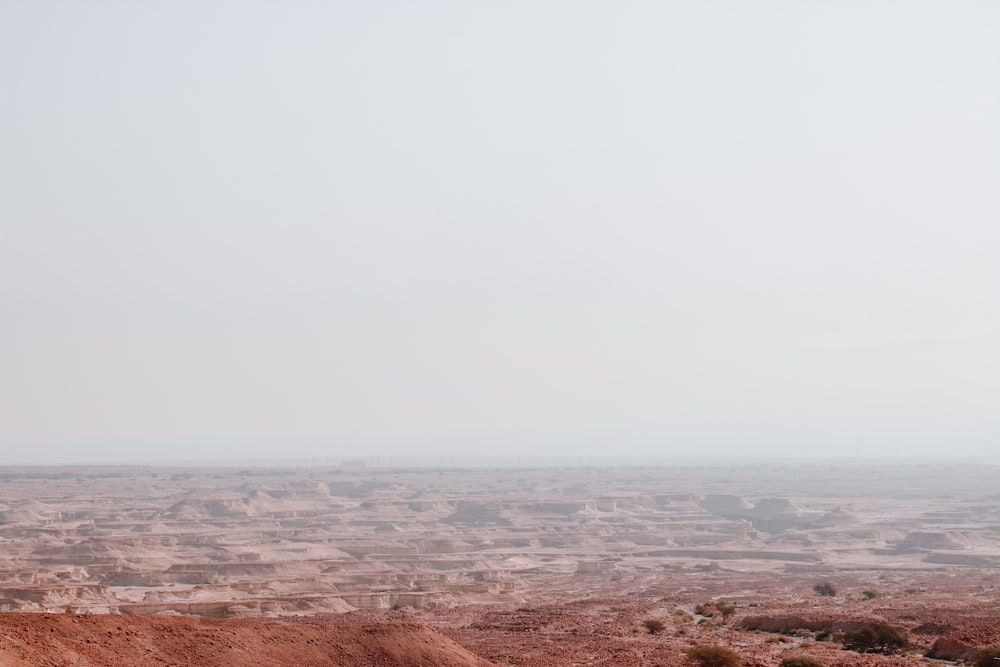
[1,2,998,464]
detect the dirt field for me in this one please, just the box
[1,461,998,665]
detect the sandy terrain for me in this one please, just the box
[1,461,998,665]
[0,612,491,666]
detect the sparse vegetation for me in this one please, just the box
[740,615,908,655]
[779,658,825,667]
[693,600,736,623]
[716,600,737,624]
[673,608,694,624]
[862,590,878,600]
[840,622,907,654]
[813,582,836,597]
[695,602,717,617]
[642,618,665,635]
[974,648,1000,666]
[685,645,740,667]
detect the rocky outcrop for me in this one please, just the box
[699,495,750,519]
[895,531,965,551]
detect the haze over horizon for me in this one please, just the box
[2,2,997,465]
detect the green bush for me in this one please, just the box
[685,645,740,667]
[779,658,825,667]
[862,590,878,600]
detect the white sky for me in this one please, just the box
[1,1,998,464]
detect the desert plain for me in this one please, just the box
[0,460,998,666]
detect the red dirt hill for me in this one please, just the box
[0,612,495,667]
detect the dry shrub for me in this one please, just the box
[673,608,694,624]
[813,582,836,597]
[685,645,740,667]
[840,622,907,654]
[974,647,1000,667]
[642,619,665,635]
[779,658,825,667]
[695,602,718,617]
[716,601,737,623]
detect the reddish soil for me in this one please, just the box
[1,462,998,665]
[434,568,1000,666]
[3,571,1000,666]
[0,612,492,667]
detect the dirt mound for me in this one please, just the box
[926,637,979,662]
[0,613,494,667]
